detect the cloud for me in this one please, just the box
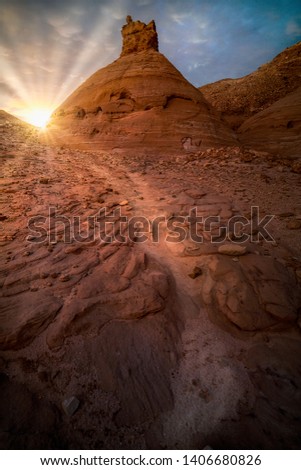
[0,45,10,57]
[286,19,301,36]
[0,81,19,99]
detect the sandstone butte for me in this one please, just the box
[48,16,237,153]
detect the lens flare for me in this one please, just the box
[22,108,52,128]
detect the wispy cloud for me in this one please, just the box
[0,80,19,98]
[286,19,301,36]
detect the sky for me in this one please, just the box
[0,0,300,125]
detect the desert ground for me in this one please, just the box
[1,114,301,449]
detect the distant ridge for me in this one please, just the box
[199,41,301,130]
[0,109,31,126]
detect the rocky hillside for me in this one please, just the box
[0,110,32,128]
[0,109,37,143]
[238,86,301,157]
[199,42,301,130]
[49,17,236,153]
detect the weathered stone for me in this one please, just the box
[0,291,63,350]
[62,396,80,417]
[287,219,301,230]
[119,200,129,206]
[218,244,247,256]
[39,177,49,184]
[199,254,300,331]
[188,266,203,279]
[121,17,158,56]
[0,374,64,449]
[58,274,70,282]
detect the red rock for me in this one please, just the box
[0,291,62,350]
[200,254,300,331]
[238,88,301,158]
[200,42,301,131]
[48,18,236,153]
[121,16,158,56]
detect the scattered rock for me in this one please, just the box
[39,177,49,184]
[62,396,80,417]
[287,219,301,230]
[218,244,247,256]
[58,274,70,282]
[188,266,203,279]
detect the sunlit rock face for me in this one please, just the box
[121,16,159,56]
[49,17,236,153]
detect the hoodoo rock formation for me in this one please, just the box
[49,17,236,152]
[121,15,159,56]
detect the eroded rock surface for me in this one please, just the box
[238,87,301,158]
[200,253,300,331]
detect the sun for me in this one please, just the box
[24,108,52,128]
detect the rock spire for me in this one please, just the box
[121,16,159,56]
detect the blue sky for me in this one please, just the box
[0,0,300,121]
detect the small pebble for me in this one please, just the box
[62,396,80,417]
